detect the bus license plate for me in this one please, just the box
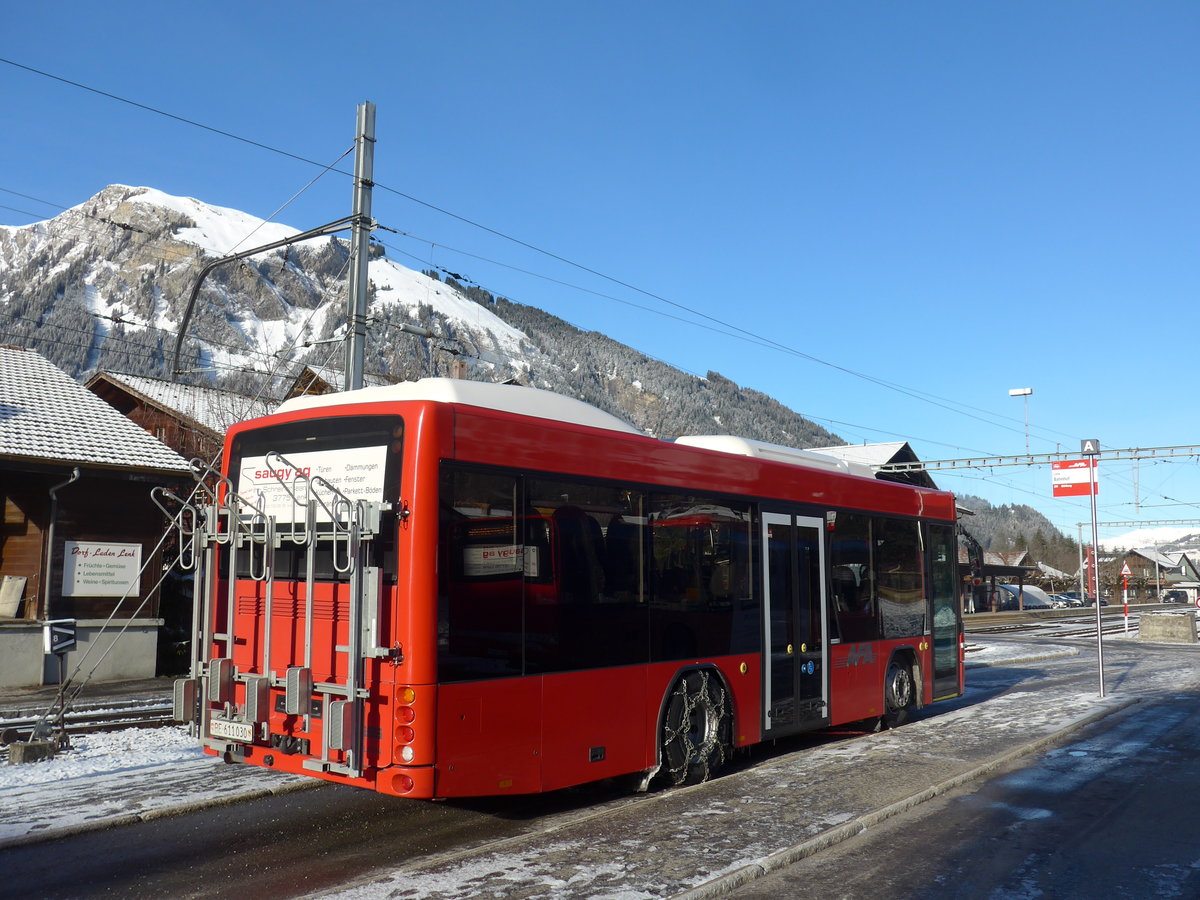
[210,718,255,743]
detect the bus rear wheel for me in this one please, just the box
[661,669,732,786]
[880,659,914,729]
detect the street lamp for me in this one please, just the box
[1008,387,1033,454]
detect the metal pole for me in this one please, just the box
[1154,548,1161,601]
[1008,388,1033,455]
[1078,524,1085,602]
[1088,457,1104,697]
[345,101,376,392]
[1023,394,1030,454]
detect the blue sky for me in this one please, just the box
[3,2,1198,542]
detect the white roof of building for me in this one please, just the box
[0,348,190,473]
[275,378,645,435]
[1131,547,1180,569]
[1037,561,1072,579]
[89,372,277,436]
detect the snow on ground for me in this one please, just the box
[0,724,305,845]
[0,632,1154,853]
[965,639,1080,668]
[0,725,202,789]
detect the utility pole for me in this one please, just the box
[1008,387,1033,454]
[345,101,376,391]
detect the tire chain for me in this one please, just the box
[662,669,729,785]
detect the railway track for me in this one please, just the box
[968,620,1139,637]
[0,698,175,749]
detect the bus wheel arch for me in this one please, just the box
[658,666,734,786]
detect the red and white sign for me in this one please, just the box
[1120,562,1132,576]
[1052,459,1098,497]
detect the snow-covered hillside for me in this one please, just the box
[0,185,539,387]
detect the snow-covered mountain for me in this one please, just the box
[1099,527,1200,554]
[0,185,839,446]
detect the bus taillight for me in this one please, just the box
[396,685,419,762]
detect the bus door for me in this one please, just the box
[928,523,963,699]
[761,511,829,736]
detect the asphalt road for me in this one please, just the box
[0,767,651,898]
[726,638,1200,899]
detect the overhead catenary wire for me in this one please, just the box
[3,53,1190,516]
[1,55,1061,452]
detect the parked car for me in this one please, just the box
[1162,590,1190,605]
[992,584,1055,611]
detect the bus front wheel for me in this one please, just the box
[661,669,732,786]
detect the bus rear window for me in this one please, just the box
[228,416,402,530]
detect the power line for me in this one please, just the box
[2,55,1050,448]
[0,57,335,172]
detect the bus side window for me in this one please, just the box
[604,514,642,601]
[830,513,879,642]
[437,468,523,682]
[876,517,926,639]
[551,505,605,604]
[649,495,752,660]
[525,478,648,673]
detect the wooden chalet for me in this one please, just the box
[0,349,191,687]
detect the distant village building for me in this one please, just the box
[284,364,395,400]
[0,349,192,687]
[1107,547,1186,601]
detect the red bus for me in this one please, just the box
[174,378,963,798]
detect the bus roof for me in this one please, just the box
[275,378,646,436]
[674,434,878,478]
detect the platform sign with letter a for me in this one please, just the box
[1052,459,1098,497]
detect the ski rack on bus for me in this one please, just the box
[170,454,390,780]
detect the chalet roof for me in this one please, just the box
[285,364,394,400]
[0,348,190,474]
[1128,547,1180,569]
[1037,561,1072,579]
[807,441,940,490]
[86,372,277,437]
[987,550,1031,568]
[957,545,1036,577]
